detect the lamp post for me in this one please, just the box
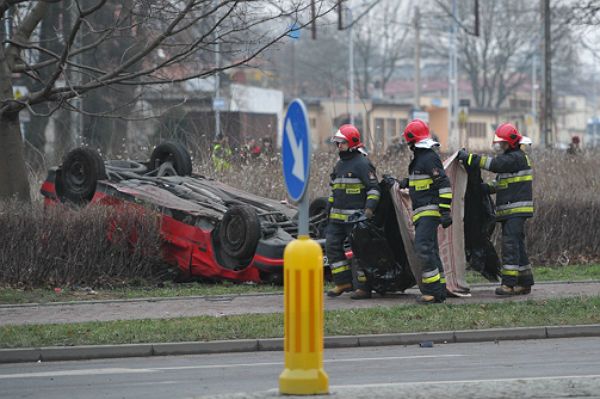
[347,7,354,126]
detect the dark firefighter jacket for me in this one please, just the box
[328,151,380,222]
[408,148,453,223]
[465,147,533,220]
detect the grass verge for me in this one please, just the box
[0,282,282,304]
[1,296,599,348]
[2,264,600,305]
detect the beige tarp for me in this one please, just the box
[389,152,471,296]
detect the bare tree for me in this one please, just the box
[353,0,410,98]
[0,0,337,201]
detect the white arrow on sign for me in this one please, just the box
[285,119,304,181]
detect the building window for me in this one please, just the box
[374,118,384,149]
[467,122,487,138]
[386,118,397,145]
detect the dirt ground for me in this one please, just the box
[0,281,598,326]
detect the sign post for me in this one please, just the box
[279,99,328,395]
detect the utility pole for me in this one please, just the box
[413,6,421,110]
[348,7,354,126]
[214,1,221,140]
[70,0,82,146]
[532,55,537,126]
[448,0,459,150]
[541,0,553,147]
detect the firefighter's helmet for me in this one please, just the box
[493,123,522,149]
[332,124,364,150]
[403,119,430,144]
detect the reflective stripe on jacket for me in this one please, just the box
[408,148,452,223]
[328,151,380,222]
[467,148,533,220]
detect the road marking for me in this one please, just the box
[152,354,465,371]
[0,367,156,379]
[0,354,466,379]
[333,373,600,389]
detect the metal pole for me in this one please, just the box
[448,0,458,150]
[215,34,221,139]
[348,7,354,126]
[532,55,537,124]
[414,6,421,109]
[70,0,82,146]
[542,0,552,147]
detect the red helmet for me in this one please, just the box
[403,119,430,144]
[493,123,522,148]
[332,124,364,150]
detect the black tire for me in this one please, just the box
[218,204,261,259]
[309,196,329,239]
[59,147,106,205]
[150,141,192,176]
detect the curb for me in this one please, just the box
[1,324,599,364]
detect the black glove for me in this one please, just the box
[457,148,469,162]
[440,212,452,229]
[381,174,397,188]
[398,177,409,189]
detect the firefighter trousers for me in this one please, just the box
[325,221,369,290]
[500,217,534,288]
[414,216,446,301]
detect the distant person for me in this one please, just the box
[326,124,380,300]
[567,136,581,155]
[385,136,405,158]
[458,123,534,296]
[399,119,452,304]
[248,139,262,159]
[262,136,274,156]
[212,135,232,172]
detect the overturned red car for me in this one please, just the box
[40,142,328,284]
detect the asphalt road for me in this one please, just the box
[1,337,600,399]
[1,281,599,326]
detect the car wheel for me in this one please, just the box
[219,204,261,259]
[150,141,192,176]
[309,196,329,239]
[58,147,106,205]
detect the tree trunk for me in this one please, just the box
[0,32,30,202]
[0,112,31,202]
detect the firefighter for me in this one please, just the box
[401,119,452,304]
[457,123,534,296]
[212,135,232,172]
[326,124,380,300]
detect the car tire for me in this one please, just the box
[309,196,329,239]
[219,204,261,260]
[59,147,106,205]
[150,141,192,176]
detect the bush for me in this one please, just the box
[0,201,165,288]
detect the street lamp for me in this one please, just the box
[346,7,354,126]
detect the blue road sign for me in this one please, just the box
[282,99,311,203]
[288,23,301,40]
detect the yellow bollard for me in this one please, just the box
[279,235,329,395]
